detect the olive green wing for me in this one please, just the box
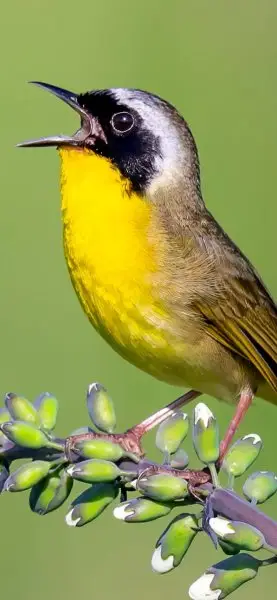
[197,277,277,392]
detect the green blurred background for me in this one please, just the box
[1,0,277,598]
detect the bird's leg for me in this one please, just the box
[65,389,201,461]
[218,389,254,464]
[128,389,201,440]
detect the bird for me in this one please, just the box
[18,82,277,457]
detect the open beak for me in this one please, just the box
[17,82,107,148]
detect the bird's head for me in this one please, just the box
[18,83,201,198]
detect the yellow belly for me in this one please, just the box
[59,148,252,400]
[60,148,179,379]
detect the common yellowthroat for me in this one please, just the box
[18,83,277,453]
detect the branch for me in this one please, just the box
[0,385,276,600]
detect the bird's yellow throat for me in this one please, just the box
[59,147,171,373]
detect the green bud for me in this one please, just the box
[86,383,116,434]
[218,539,240,556]
[137,473,188,501]
[34,393,58,431]
[5,393,39,425]
[189,553,260,599]
[192,403,219,464]
[4,461,50,492]
[113,496,172,522]
[222,434,262,478]
[152,513,198,573]
[67,459,121,483]
[0,408,11,446]
[243,470,277,504]
[73,438,124,461]
[65,482,118,527]
[155,412,189,455]
[170,448,189,470]
[30,469,73,514]
[209,517,265,551]
[1,421,50,449]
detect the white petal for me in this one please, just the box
[65,508,81,527]
[66,465,75,476]
[113,503,133,520]
[209,517,235,537]
[88,382,99,394]
[189,573,221,600]
[128,479,138,490]
[138,477,147,484]
[151,545,174,574]
[194,403,214,427]
[242,434,261,445]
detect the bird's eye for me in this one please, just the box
[110,112,134,134]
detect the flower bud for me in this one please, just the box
[5,393,39,425]
[189,553,260,599]
[34,393,58,431]
[209,517,265,551]
[193,403,219,464]
[170,448,189,470]
[222,434,262,478]
[155,412,189,455]
[0,408,11,445]
[1,421,50,449]
[137,473,188,501]
[243,470,277,504]
[4,461,50,492]
[86,383,116,434]
[73,438,124,461]
[218,539,240,556]
[65,482,118,527]
[113,497,172,522]
[152,513,198,573]
[67,459,121,484]
[30,469,73,514]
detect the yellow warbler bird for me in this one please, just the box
[18,83,277,456]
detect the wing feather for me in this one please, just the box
[197,278,277,393]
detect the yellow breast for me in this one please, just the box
[58,148,248,399]
[59,147,173,373]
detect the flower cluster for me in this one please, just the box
[0,384,276,599]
